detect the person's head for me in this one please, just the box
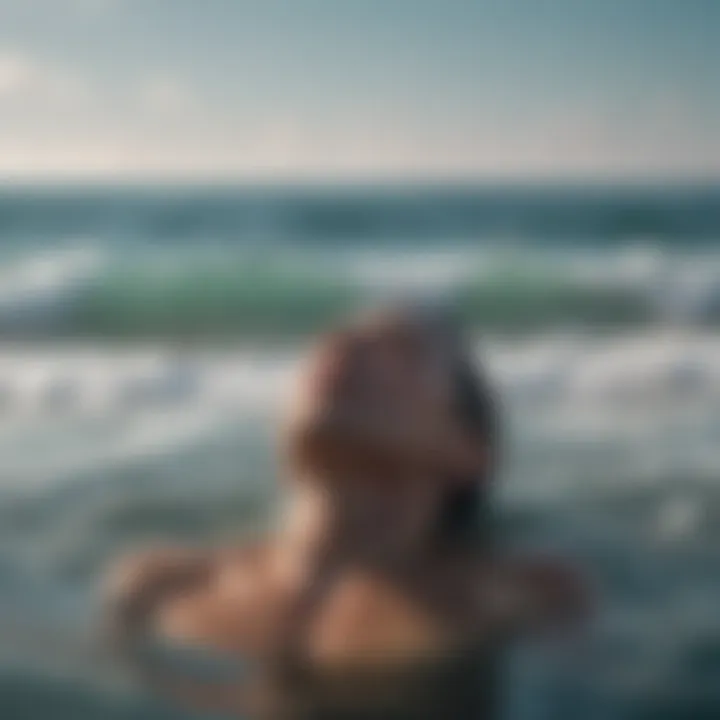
[283,305,499,552]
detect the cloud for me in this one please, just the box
[0,50,88,103]
[0,53,36,96]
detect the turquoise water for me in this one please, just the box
[0,184,719,339]
[1,184,719,718]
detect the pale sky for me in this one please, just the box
[0,0,718,181]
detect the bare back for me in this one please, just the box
[110,543,509,720]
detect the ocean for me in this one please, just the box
[0,183,719,719]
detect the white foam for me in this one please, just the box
[484,332,720,407]
[0,330,717,427]
[0,245,106,323]
[0,331,718,494]
[0,346,295,489]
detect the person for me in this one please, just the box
[103,305,590,719]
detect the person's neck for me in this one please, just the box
[275,480,431,580]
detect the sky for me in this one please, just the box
[0,0,718,181]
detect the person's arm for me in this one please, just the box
[102,546,212,651]
[476,555,592,640]
[101,547,254,715]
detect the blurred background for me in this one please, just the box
[0,1,718,718]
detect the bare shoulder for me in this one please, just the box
[211,539,276,606]
[102,538,273,636]
[149,539,284,654]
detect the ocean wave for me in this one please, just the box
[2,243,720,338]
[0,332,717,418]
[1,185,719,245]
[0,331,718,500]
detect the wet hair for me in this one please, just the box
[394,302,499,550]
[437,334,500,550]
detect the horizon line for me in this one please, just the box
[0,172,718,190]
